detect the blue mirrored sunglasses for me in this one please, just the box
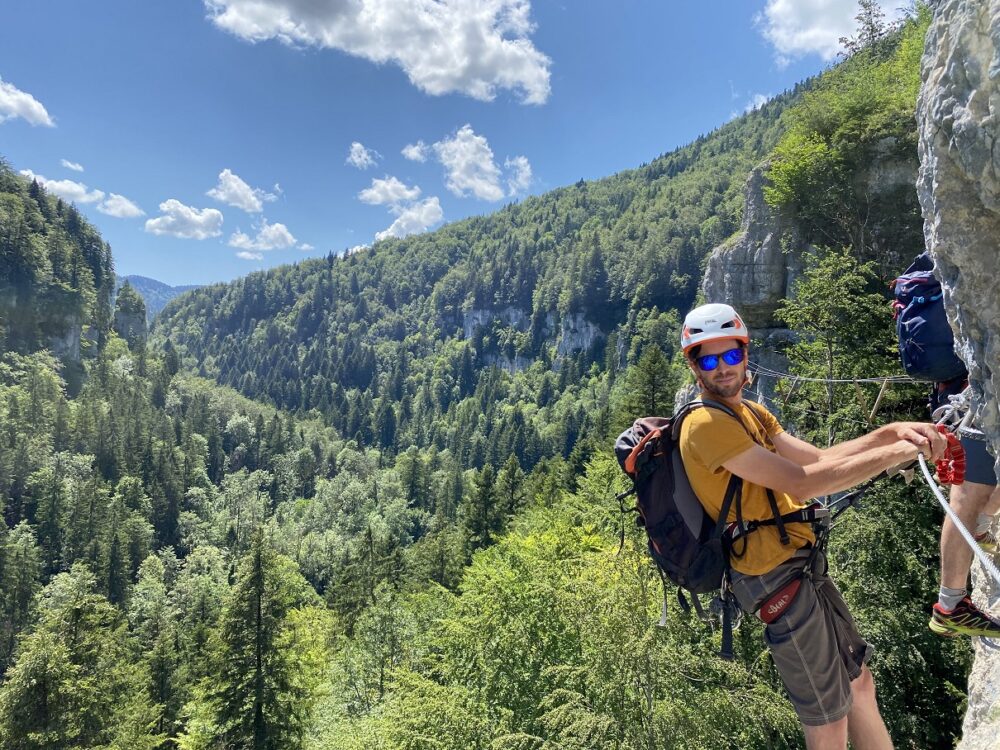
[696,347,745,371]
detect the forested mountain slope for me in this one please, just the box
[0,161,115,376]
[116,275,201,322]
[151,90,795,467]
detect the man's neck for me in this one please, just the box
[700,390,744,410]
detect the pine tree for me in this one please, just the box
[205,530,326,750]
[465,464,499,550]
[617,344,678,423]
[0,523,41,673]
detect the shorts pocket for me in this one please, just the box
[764,579,817,645]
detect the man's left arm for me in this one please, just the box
[773,422,944,467]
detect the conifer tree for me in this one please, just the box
[201,529,326,750]
[0,522,41,673]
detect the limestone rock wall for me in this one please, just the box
[556,312,603,358]
[702,165,806,330]
[917,1,1000,747]
[701,166,807,411]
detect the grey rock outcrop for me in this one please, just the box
[461,308,602,369]
[556,312,603,358]
[917,1,1000,747]
[462,307,532,340]
[702,165,806,330]
[48,315,82,362]
[701,166,808,411]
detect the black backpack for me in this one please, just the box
[892,253,966,382]
[614,400,745,596]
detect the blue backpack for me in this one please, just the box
[892,253,966,382]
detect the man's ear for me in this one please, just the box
[686,359,702,387]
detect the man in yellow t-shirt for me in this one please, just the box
[678,303,946,750]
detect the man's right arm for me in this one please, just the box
[721,438,930,501]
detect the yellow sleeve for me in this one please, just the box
[684,409,757,474]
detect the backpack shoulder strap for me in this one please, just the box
[741,400,776,450]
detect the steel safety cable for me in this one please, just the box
[917,454,1000,589]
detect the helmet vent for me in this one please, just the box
[721,321,735,329]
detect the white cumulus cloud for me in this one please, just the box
[205,0,551,104]
[236,250,264,261]
[299,242,315,251]
[347,142,380,170]
[145,200,224,239]
[98,193,145,218]
[61,159,84,172]
[0,78,54,127]
[229,219,298,252]
[433,125,504,201]
[756,0,904,65]
[745,92,772,113]
[22,169,144,219]
[359,176,421,208]
[19,169,103,204]
[402,141,430,162]
[375,197,444,241]
[505,155,532,195]
[207,168,277,213]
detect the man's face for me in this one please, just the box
[688,338,746,399]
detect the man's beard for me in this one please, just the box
[700,373,744,399]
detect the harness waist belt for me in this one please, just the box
[725,503,829,545]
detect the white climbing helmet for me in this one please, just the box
[681,303,750,353]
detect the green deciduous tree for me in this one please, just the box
[0,564,162,749]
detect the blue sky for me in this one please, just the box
[0,0,904,286]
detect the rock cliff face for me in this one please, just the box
[702,165,805,330]
[556,313,603,359]
[917,1,1000,747]
[462,307,531,341]
[701,166,807,410]
[48,317,82,362]
[461,308,603,372]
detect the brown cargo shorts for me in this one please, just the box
[730,549,874,726]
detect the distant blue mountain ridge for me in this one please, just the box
[114,275,201,322]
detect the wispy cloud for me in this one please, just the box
[205,0,551,104]
[22,168,144,219]
[207,168,277,213]
[346,142,380,170]
[145,199,224,239]
[505,155,532,196]
[19,169,103,204]
[0,78,54,127]
[359,176,421,208]
[755,0,903,66]
[433,125,504,201]
[745,92,772,113]
[61,159,84,172]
